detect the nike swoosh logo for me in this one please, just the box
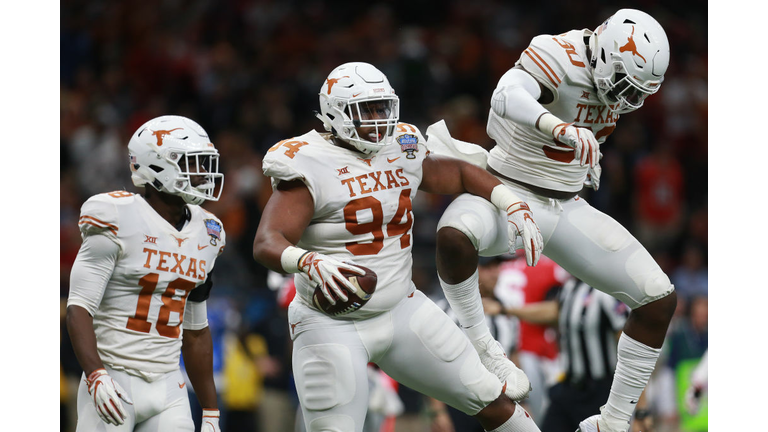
[198,244,208,250]
[179,382,186,389]
[352,92,362,97]
[630,399,637,404]
[387,157,400,163]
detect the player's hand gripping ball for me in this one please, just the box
[313,265,377,316]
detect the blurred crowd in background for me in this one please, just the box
[60,0,707,431]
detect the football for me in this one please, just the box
[312,265,377,316]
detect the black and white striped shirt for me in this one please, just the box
[558,279,629,384]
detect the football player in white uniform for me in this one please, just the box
[67,115,226,432]
[253,62,544,432]
[434,9,677,432]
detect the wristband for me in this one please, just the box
[202,409,220,418]
[490,184,525,214]
[280,246,310,273]
[536,112,564,136]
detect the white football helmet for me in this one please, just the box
[589,9,670,114]
[128,115,223,205]
[316,62,400,155]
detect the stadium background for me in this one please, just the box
[59,0,708,431]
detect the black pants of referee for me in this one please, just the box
[540,377,613,432]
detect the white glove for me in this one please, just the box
[506,201,544,266]
[584,162,602,191]
[201,409,221,432]
[299,252,365,305]
[552,122,600,168]
[490,185,544,267]
[86,368,133,426]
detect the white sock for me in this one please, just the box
[438,270,490,341]
[487,403,541,432]
[602,333,661,429]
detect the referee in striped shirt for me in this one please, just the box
[500,278,652,432]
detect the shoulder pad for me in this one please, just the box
[517,33,587,96]
[263,132,329,185]
[78,192,134,238]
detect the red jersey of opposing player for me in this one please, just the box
[495,254,570,359]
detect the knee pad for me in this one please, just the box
[626,249,675,305]
[294,344,356,411]
[308,414,355,432]
[459,353,503,414]
[437,195,503,252]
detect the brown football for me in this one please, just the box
[312,265,377,316]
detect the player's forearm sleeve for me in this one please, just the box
[67,234,119,316]
[490,68,548,127]
[183,300,209,330]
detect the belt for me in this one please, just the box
[487,166,579,200]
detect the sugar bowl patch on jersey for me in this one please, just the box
[76,192,226,373]
[396,133,419,159]
[263,126,429,316]
[204,218,222,247]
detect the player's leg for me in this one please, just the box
[134,369,194,432]
[75,367,136,431]
[543,197,676,431]
[373,290,540,431]
[288,301,371,432]
[435,191,556,401]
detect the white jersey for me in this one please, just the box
[262,125,429,318]
[70,191,226,374]
[487,29,619,193]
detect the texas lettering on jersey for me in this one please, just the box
[487,29,619,192]
[340,168,410,197]
[141,247,207,281]
[75,192,225,374]
[262,125,428,316]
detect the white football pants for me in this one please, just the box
[76,366,193,432]
[288,290,503,432]
[437,182,674,310]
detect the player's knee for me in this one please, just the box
[460,352,503,412]
[437,211,483,251]
[632,288,677,330]
[648,289,677,321]
[436,226,477,260]
[294,344,356,411]
[475,393,515,419]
